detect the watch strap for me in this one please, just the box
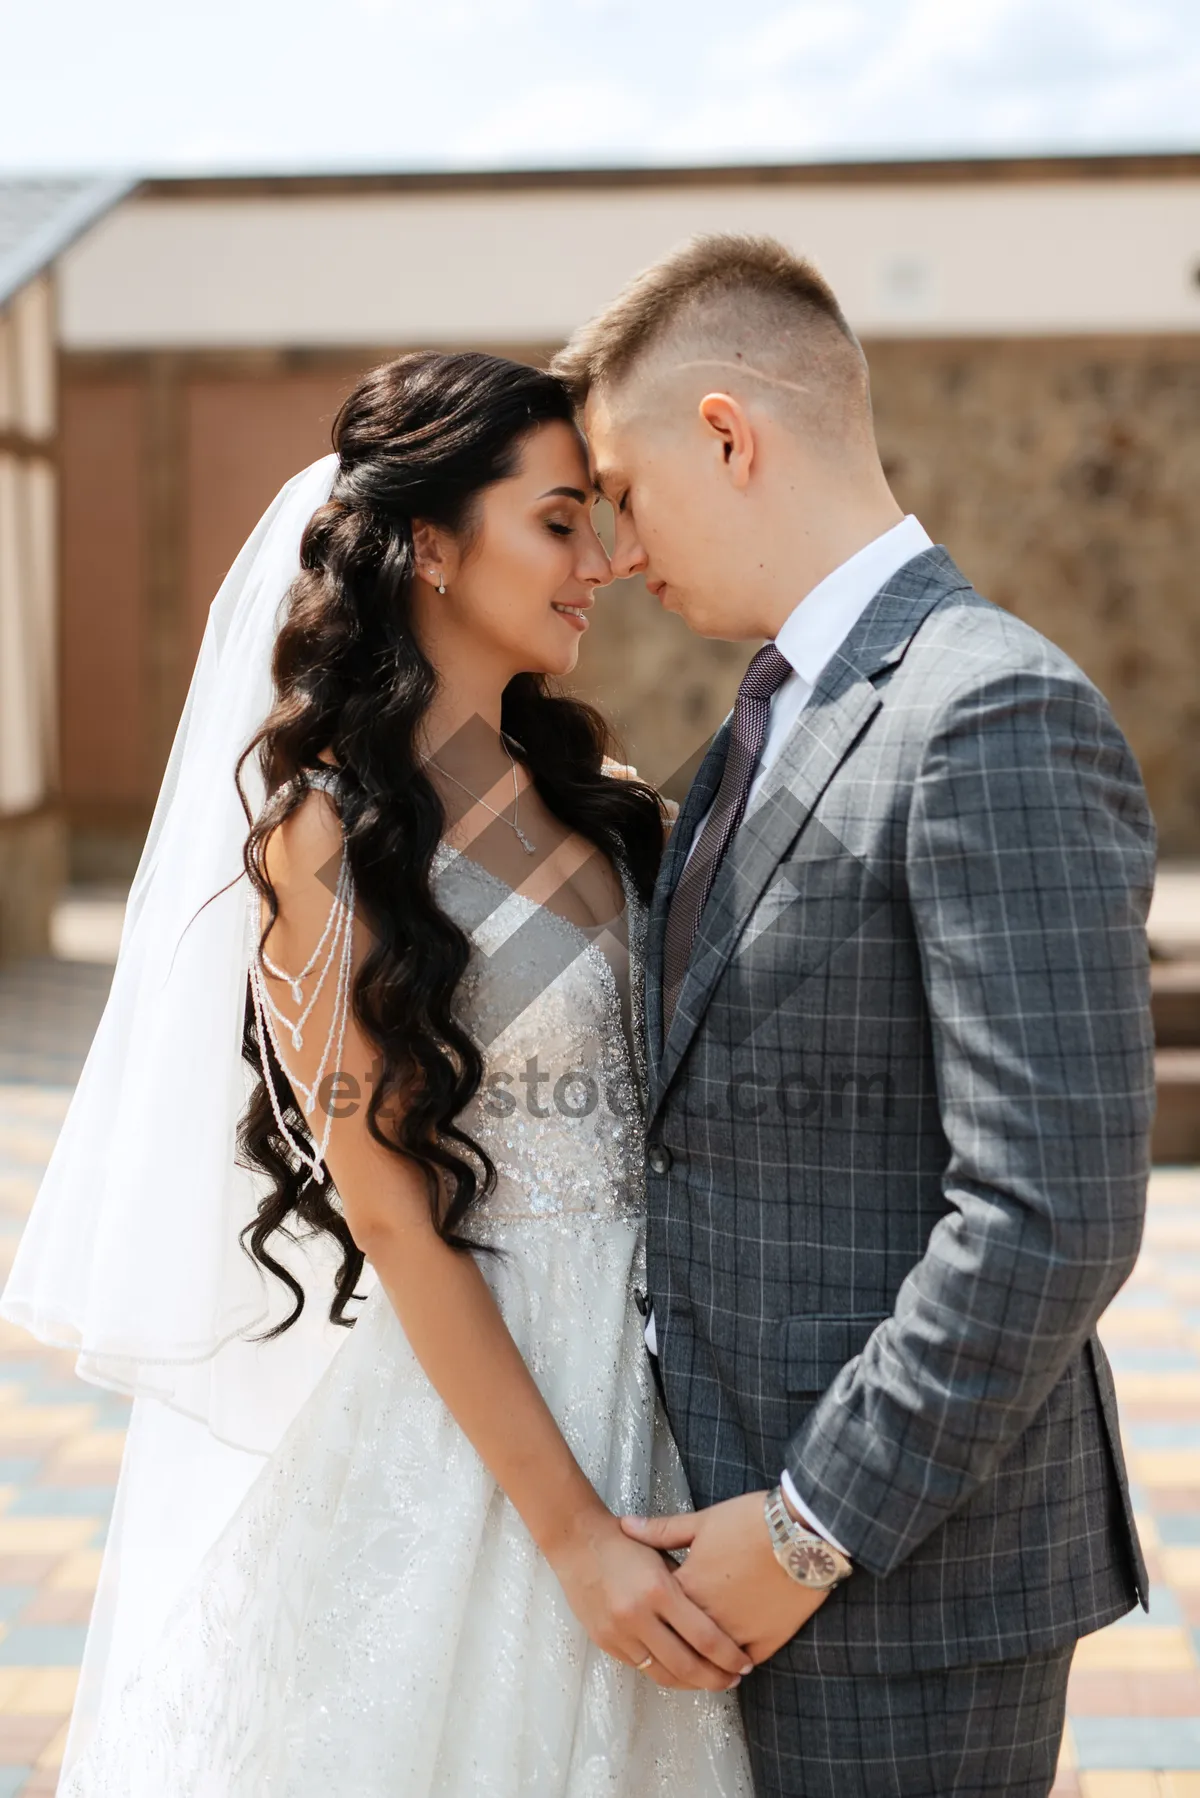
[764,1485,853,1588]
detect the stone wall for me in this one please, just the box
[872,335,1200,856]
[573,334,1200,854]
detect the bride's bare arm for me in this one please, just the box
[255,787,750,1692]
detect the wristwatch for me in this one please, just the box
[763,1485,853,1589]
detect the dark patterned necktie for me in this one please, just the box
[661,642,792,1035]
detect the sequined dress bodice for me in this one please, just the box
[430,837,650,1233]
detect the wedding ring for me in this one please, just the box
[635,1654,653,1671]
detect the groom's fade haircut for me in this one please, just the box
[550,232,873,448]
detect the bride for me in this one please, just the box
[1,350,753,1794]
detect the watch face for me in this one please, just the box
[785,1539,841,1587]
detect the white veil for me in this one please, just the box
[0,450,375,1454]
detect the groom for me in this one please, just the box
[552,236,1157,1797]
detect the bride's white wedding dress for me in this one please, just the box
[59,794,754,1797]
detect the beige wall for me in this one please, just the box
[57,178,1200,349]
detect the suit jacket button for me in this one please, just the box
[648,1143,672,1175]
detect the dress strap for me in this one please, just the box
[301,763,341,799]
[276,763,342,822]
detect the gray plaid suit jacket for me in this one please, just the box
[643,545,1156,1680]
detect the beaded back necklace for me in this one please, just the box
[247,771,356,1187]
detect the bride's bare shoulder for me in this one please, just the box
[260,759,344,898]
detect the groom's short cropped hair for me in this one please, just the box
[550,233,867,426]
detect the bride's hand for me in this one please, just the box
[600,758,680,830]
[545,1509,753,1692]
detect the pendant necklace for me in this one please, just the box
[423,729,537,854]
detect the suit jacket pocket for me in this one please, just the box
[734,817,892,985]
[781,1311,892,1394]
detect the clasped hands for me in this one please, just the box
[549,1490,830,1695]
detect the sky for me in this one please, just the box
[1,0,1198,175]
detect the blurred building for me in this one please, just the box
[1,152,1199,953]
[0,177,131,959]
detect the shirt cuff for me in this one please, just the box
[779,1469,851,1558]
[644,1308,658,1356]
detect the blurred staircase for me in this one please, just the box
[1150,865,1200,1163]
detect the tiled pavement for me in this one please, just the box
[0,952,130,1796]
[0,952,1198,1794]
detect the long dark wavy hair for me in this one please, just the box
[232,351,666,1339]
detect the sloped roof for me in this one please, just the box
[0,175,133,309]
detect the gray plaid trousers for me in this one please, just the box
[739,1641,1074,1797]
[642,548,1155,1700]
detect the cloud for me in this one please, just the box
[636,0,1200,161]
[2,0,1197,173]
[455,78,648,163]
[726,3,877,77]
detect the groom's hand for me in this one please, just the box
[621,1492,829,1665]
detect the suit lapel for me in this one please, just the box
[650,672,880,1115]
[646,547,969,1127]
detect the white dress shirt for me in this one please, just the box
[645,514,933,1552]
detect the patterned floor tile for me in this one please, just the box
[1073,1626,1195,1672]
[1074,1722,1200,1773]
[1068,1671,1200,1716]
[1077,1777,1161,1798]
[0,1630,88,1673]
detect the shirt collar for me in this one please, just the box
[773,515,933,687]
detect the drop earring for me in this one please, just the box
[431,568,446,594]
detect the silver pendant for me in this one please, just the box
[515,827,537,854]
[290,980,304,1004]
[292,1028,303,1050]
